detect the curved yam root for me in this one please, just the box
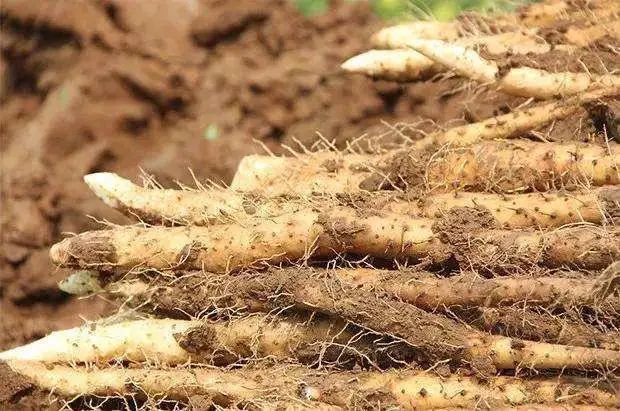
[231,141,619,195]
[0,316,383,367]
[87,172,617,229]
[107,269,620,372]
[5,361,617,409]
[406,39,620,99]
[345,34,571,81]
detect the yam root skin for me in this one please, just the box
[231,141,619,195]
[404,38,620,99]
[416,140,620,193]
[410,87,620,150]
[472,307,620,351]
[344,32,567,81]
[105,269,620,372]
[5,360,617,409]
[49,210,619,273]
[0,316,391,368]
[86,172,618,230]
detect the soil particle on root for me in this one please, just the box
[468,307,620,351]
[431,206,498,245]
[480,48,619,76]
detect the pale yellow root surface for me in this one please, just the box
[370,21,461,48]
[406,38,620,99]
[420,189,615,229]
[345,33,574,81]
[4,360,618,408]
[0,316,354,365]
[48,208,448,272]
[231,141,619,195]
[87,172,615,229]
[49,209,617,272]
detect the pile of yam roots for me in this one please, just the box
[2,0,620,409]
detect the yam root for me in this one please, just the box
[86,172,619,229]
[105,269,620,372]
[406,39,620,99]
[345,32,574,81]
[472,307,620,351]
[231,140,619,194]
[5,360,617,409]
[0,315,403,368]
[49,207,618,272]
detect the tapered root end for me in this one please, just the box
[341,54,370,73]
[84,172,134,208]
[49,240,71,266]
[49,233,117,269]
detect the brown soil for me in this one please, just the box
[0,0,522,354]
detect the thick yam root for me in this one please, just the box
[106,269,620,372]
[0,315,393,367]
[5,360,617,409]
[406,39,620,99]
[464,225,619,271]
[422,188,618,229]
[50,207,616,272]
[424,140,620,192]
[231,141,619,195]
[47,208,447,272]
[50,213,618,272]
[86,172,618,229]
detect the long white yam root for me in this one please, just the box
[406,39,620,99]
[0,316,380,367]
[345,33,573,81]
[5,361,617,409]
[231,141,619,194]
[86,173,618,229]
[84,172,303,225]
[49,206,618,272]
[104,270,620,372]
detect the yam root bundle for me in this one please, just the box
[3,1,620,409]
